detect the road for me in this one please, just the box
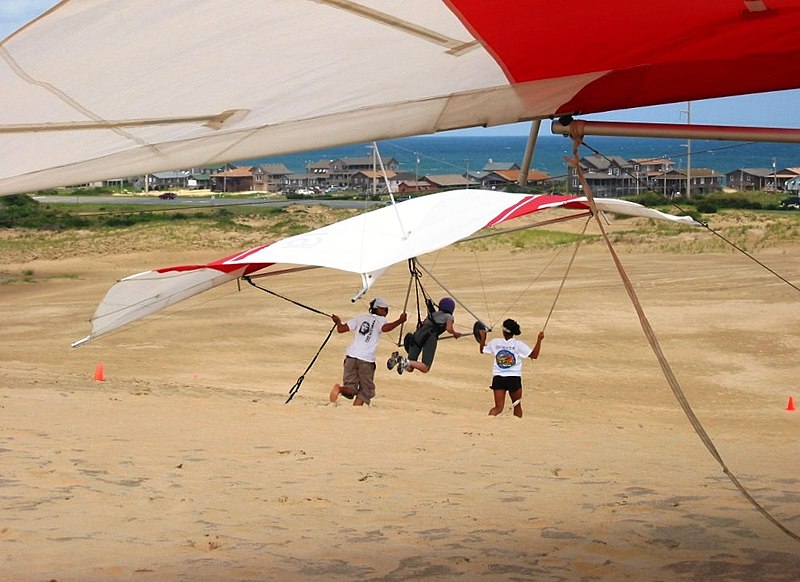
[33,195,381,211]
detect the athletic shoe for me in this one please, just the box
[396,356,407,375]
[386,351,399,370]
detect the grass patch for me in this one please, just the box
[3,193,799,265]
[460,228,596,252]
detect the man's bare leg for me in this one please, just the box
[331,383,359,403]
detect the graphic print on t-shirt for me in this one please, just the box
[359,320,375,343]
[495,349,517,369]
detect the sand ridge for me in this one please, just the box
[1,229,799,580]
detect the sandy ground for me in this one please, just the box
[2,226,800,581]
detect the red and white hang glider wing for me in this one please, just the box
[3,0,800,196]
[71,253,273,347]
[73,189,699,346]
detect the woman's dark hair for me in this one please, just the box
[502,318,521,336]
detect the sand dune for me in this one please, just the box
[2,231,800,580]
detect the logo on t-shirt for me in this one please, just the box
[495,349,517,369]
[359,319,375,343]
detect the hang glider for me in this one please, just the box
[3,1,800,196]
[72,189,700,347]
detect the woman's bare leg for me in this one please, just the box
[509,388,523,418]
[405,360,429,374]
[488,389,506,415]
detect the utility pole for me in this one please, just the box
[414,152,419,192]
[371,142,377,197]
[773,157,777,190]
[684,101,692,198]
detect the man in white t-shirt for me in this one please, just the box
[329,297,407,406]
[478,318,544,418]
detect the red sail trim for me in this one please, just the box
[154,244,275,276]
[486,195,590,228]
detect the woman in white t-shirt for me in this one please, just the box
[478,318,544,418]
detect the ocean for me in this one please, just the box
[245,135,800,178]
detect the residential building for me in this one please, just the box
[210,166,255,192]
[306,159,333,178]
[567,154,634,196]
[328,156,399,188]
[397,180,435,193]
[252,163,292,192]
[479,169,550,190]
[149,171,190,190]
[351,170,399,193]
[725,168,774,191]
[651,168,724,196]
[424,174,475,189]
[482,161,520,172]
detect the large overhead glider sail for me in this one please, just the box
[72,190,700,347]
[2,1,800,195]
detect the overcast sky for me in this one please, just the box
[3,1,799,137]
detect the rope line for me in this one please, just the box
[243,276,330,317]
[580,140,800,295]
[542,217,590,332]
[242,275,334,403]
[285,324,336,403]
[701,228,800,293]
[472,249,492,327]
[414,258,483,325]
[568,129,800,542]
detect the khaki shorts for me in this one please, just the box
[342,356,377,404]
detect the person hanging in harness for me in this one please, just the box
[330,297,407,405]
[387,296,462,375]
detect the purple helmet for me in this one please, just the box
[439,297,455,314]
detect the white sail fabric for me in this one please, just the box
[223,190,698,276]
[74,190,700,346]
[71,266,250,348]
[4,1,800,196]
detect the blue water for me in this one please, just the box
[245,135,800,178]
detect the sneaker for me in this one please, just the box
[386,351,399,370]
[396,356,407,375]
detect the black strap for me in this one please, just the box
[407,259,436,328]
[286,323,336,403]
[241,276,335,403]
[243,276,330,317]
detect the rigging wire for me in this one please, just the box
[541,218,590,332]
[568,130,800,543]
[579,140,800,294]
[242,275,335,403]
[243,276,330,317]
[285,324,336,404]
[471,249,491,327]
[414,258,483,325]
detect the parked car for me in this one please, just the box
[158,192,177,200]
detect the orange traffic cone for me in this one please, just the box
[93,362,105,382]
[787,396,795,412]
